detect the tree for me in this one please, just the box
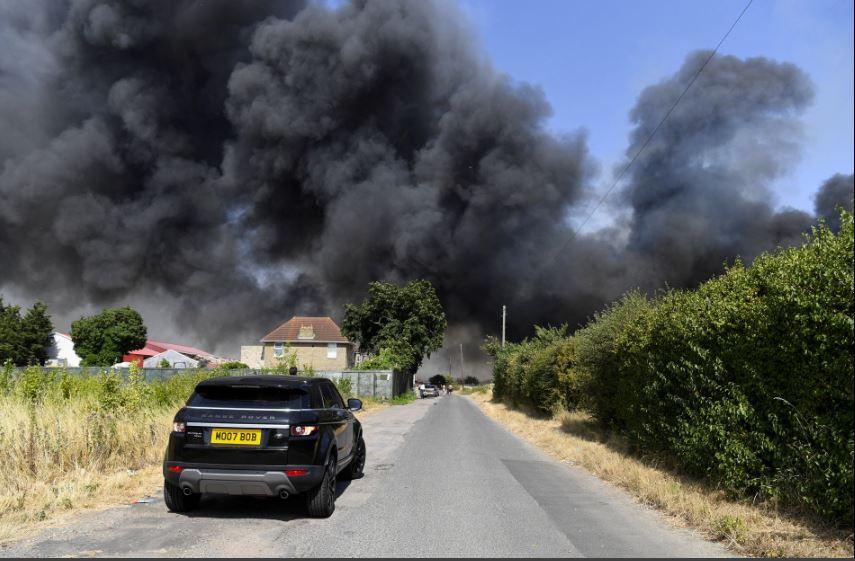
[158,358,171,368]
[463,375,480,386]
[0,297,54,366]
[429,374,448,386]
[22,302,53,366]
[342,280,446,375]
[71,307,147,366]
[0,298,24,365]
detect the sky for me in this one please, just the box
[457,0,854,228]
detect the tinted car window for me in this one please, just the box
[188,386,311,409]
[320,383,344,409]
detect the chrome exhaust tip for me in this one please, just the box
[278,489,290,499]
[182,486,193,496]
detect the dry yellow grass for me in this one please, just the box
[0,394,175,543]
[355,397,391,416]
[467,392,854,558]
[0,394,387,544]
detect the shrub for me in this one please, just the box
[335,376,353,397]
[354,347,403,370]
[486,211,854,523]
[573,291,654,423]
[589,212,854,522]
[487,326,584,416]
[14,366,56,403]
[217,361,249,370]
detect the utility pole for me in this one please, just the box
[501,305,506,348]
[459,343,465,381]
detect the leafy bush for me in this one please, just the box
[354,347,402,370]
[487,325,585,416]
[13,366,56,402]
[217,361,249,370]
[335,376,353,397]
[604,214,853,522]
[574,291,653,422]
[487,212,854,523]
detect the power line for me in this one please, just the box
[551,0,755,260]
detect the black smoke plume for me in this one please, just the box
[814,173,854,231]
[621,51,816,288]
[0,1,849,360]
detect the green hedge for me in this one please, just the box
[0,363,221,410]
[487,212,853,523]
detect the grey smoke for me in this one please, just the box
[0,1,851,358]
[814,173,854,231]
[621,51,816,287]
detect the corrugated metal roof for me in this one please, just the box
[126,340,213,358]
[261,316,350,343]
[149,340,213,358]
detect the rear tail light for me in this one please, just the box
[172,422,186,433]
[168,465,183,473]
[285,469,308,477]
[290,425,318,437]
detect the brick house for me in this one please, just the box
[247,316,355,370]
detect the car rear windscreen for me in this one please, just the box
[187,385,311,409]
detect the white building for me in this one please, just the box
[143,349,199,369]
[45,332,81,367]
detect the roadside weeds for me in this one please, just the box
[466,392,854,558]
[0,399,388,545]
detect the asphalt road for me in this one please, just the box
[1,396,729,557]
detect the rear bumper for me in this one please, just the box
[164,464,323,496]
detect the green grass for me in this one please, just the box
[389,391,417,405]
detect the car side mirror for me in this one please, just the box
[347,398,363,411]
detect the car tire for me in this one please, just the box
[341,436,366,480]
[306,454,336,518]
[163,480,200,513]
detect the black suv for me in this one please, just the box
[163,376,366,518]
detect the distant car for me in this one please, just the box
[163,376,365,518]
[420,384,440,398]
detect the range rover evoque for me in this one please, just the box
[163,376,366,518]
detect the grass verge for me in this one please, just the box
[0,391,390,545]
[466,391,854,558]
[0,393,174,544]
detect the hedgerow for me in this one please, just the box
[487,211,854,523]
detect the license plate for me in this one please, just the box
[210,428,261,446]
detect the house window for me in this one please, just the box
[273,342,284,358]
[327,343,338,359]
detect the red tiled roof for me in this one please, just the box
[261,316,349,343]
